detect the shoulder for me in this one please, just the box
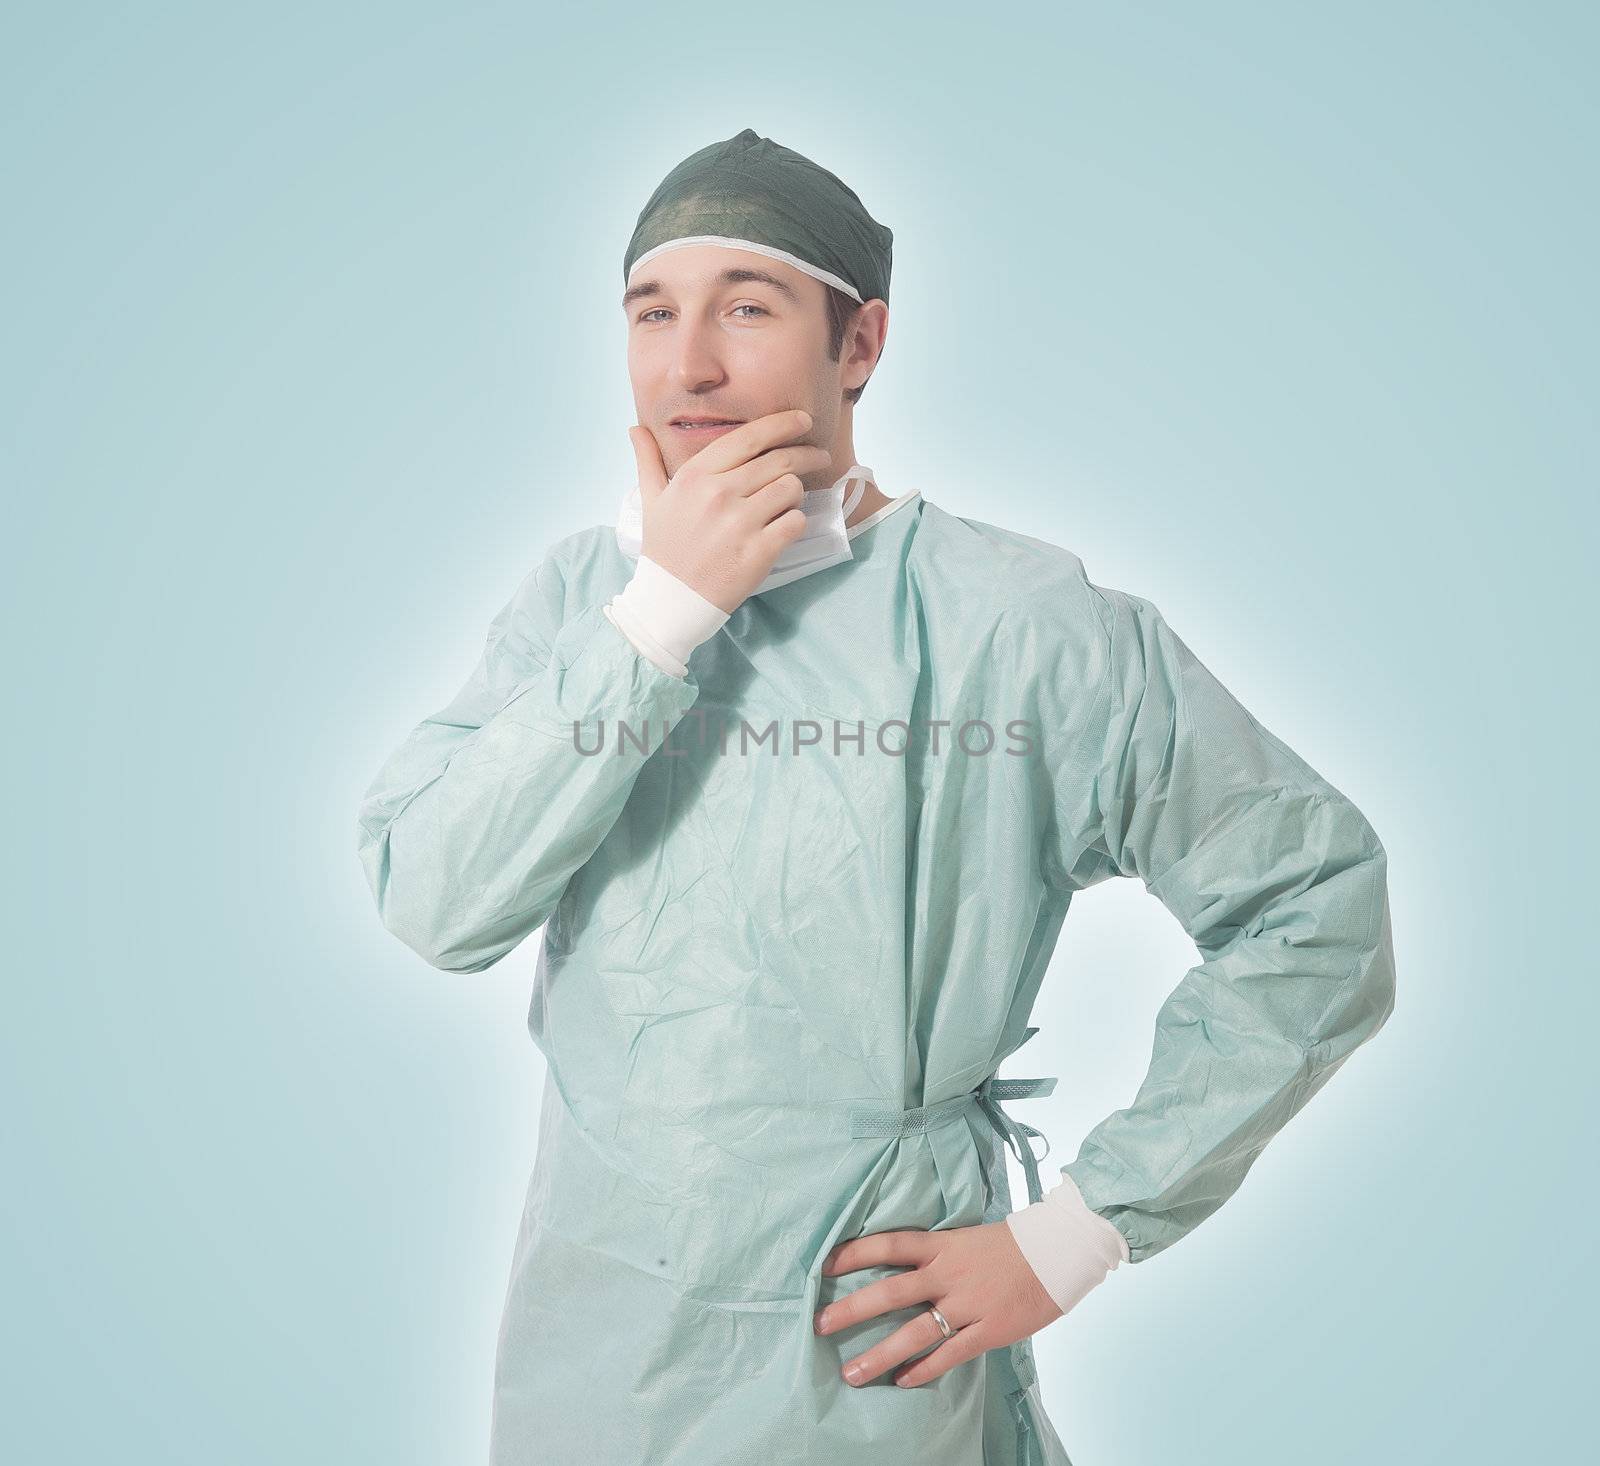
[917,502,1158,657]
[501,523,628,619]
[543,523,619,579]
[915,500,1093,597]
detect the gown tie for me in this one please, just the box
[845,1071,1059,1205]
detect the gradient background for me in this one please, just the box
[5,3,1593,1462]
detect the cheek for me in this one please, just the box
[627,338,670,381]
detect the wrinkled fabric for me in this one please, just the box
[355,494,1395,1465]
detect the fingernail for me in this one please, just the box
[843,1363,864,1384]
[814,1310,830,1334]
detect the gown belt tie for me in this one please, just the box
[846,1073,1060,1205]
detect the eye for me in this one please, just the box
[633,303,769,324]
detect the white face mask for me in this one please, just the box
[616,463,873,595]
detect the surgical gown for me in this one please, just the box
[355,492,1396,1465]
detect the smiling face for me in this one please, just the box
[623,245,885,487]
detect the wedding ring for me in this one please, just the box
[927,1305,955,1340]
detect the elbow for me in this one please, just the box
[1332,811,1398,1050]
[379,896,518,974]
[355,810,570,974]
[358,836,517,974]
[1356,810,1396,1025]
[1366,859,1397,1038]
[1295,797,1396,1065]
[413,932,511,975]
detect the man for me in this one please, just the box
[356,127,1396,1465]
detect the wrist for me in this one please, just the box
[608,554,730,672]
[1005,1172,1129,1317]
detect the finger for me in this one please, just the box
[721,442,834,498]
[890,1322,991,1389]
[814,1267,934,1336]
[824,1230,941,1276]
[628,425,669,502]
[744,474,805,526]
[754,507,808,557]
[840,1306,974,1388]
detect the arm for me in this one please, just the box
[355,543,706,973]
[1039,586,1396,1265]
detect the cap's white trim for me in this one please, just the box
[628,235,864,304]
[847,489,920,539]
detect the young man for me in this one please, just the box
[356,127,1396,1466]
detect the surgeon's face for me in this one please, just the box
[623,245,858,487]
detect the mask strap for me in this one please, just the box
[840,465,873,520]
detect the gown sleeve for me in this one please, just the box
[355,542,703,973]
[1040,584,1396,1264]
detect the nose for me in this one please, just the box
[669,316,729,394]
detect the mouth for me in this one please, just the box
[670,416,745,437]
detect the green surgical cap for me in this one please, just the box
[623,127,894,307]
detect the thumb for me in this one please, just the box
[628,425,670,504]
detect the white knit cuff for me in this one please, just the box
[604,554,730,679]
[1005,1172,1131,1317]
[601,604,685,678]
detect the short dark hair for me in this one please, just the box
[823,285,871,405]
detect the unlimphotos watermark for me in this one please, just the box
[568,710,1038,758]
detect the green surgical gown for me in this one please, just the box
[355,493,1396,1465]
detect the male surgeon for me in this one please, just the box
[356,127,1396,1466]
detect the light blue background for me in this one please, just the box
[5,3,1593,1462]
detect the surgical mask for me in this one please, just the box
[616,463,873,596]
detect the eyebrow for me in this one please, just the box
[622,266,801,310]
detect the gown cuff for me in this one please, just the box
[604,554,730,679]
[1005,1171,1131,1317]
